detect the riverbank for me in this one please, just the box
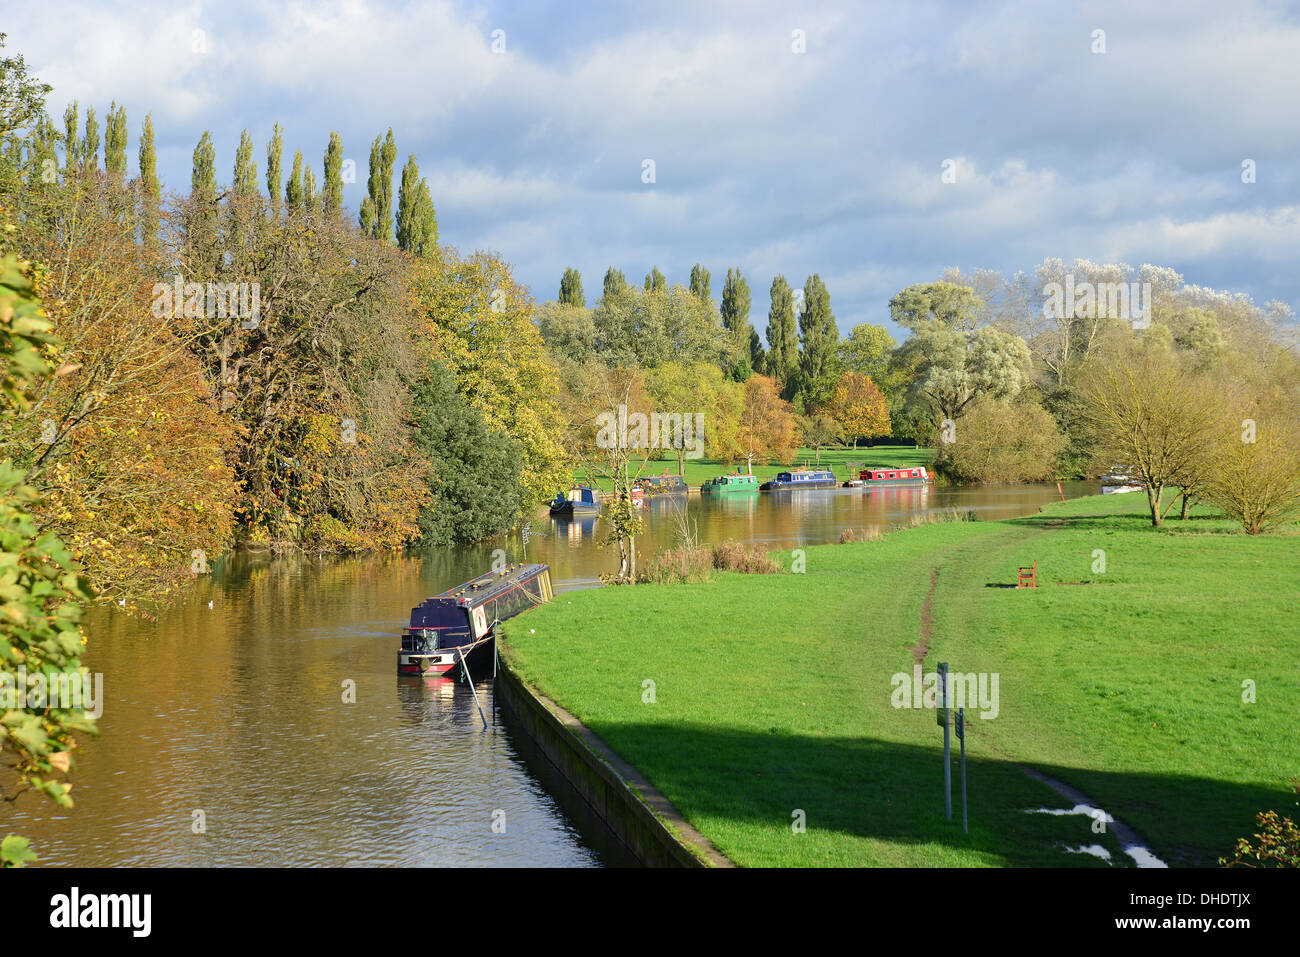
[572,445,932,491]
[501,493,1299,866]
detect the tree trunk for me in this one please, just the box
[1147,484,1164,527]
[1179,490,1191,520]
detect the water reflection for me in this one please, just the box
[3,479,1094,867]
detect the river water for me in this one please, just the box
[3,480,1095,866]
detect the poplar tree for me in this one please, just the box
[138,113,159,254]
[303,163,317,213]
[82,106,99,173]
[798,274,839,403]
[285,149,303,212]
[229,129,258,251]
[266,122,283,209]
[233,129,257,195]
[395,154,437,256]
[362,128,397,242]
[720,267,751,340]
[721,267,754,377]
[188,131,220,271]
[62,101,78,172]
[766,275,799,391]
[558,268,585,307]
[104,101,127,183]
[602,267,628,301]
[644,267,666,293]
[322,131,344,217]
[689,263,711,300]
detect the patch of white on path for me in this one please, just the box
[1020,767,1168,868]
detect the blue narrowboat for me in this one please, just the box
[398,563,553,675]
[549,485,601,515]
[760,468,838,490]
[636,471,688,495]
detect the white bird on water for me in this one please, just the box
[208,600,214,609]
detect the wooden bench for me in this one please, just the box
[1017,560,1037,589]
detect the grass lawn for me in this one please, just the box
[502,493,1300,867]
[572,445,933,492]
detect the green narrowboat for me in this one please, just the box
[700,472,761,494]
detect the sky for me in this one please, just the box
[7,0,1300,339]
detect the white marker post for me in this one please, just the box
[938,661,951,821]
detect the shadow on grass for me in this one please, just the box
[583,721,1280,867]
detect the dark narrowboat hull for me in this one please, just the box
[549,501,600,515]
[760,479,839,490]
[398,563,552,675]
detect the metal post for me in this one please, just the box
[939,661,951,821]
[959,707,967,833]
[460,649,488,731]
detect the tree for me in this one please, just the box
[797,411,838,465]
[137,114,159,255]
[1200,395,1300,533]
[839,323,896,384]
[797,274,839,404]
[689,263,711,300]
[321,131,344,217]
[81,107,98,173]
[537,301,596,363]
[395,154,438,256]
[602,266,627,301]
[232,129,257,196]
[766,275,799,391]
[556,362,649,583]
[889,281,984,333]
[644,266,666,293]
[409,246,569,508]
[825,372,891,448]
[1079,342,1220,527]
[645,360,743,473]
[61,101,78,172]
[410,360,523,544]
[186,131,220,271]
[894,321,1032,425]
[103,102,127,184]
[266,122,283,209]
[0,255,97,860]
[720,267,752,371]
[361,128,397,242]
[558,267,585,307]
[737,374,796,473]
[943,398,1066,483]
[285,149,304,212]
[0,33,52,140]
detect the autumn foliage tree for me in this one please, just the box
[737,374,796,473]
[824,371,891,448]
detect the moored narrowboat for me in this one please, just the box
[847,465,930,487]
[398,563,553,676]
[636,471,688,495]
[549,485,600,515]
[700,471,760,494]
[760,468,838,490]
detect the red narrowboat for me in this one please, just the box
[844,465,931,488]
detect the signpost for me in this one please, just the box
[937,662,951,821]
[521,523,531,563]
[956,706,968,833]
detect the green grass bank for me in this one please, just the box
[502,493,1299,867]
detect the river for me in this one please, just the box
[3,480,1096,866]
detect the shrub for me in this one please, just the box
[1221,779,1300,868]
